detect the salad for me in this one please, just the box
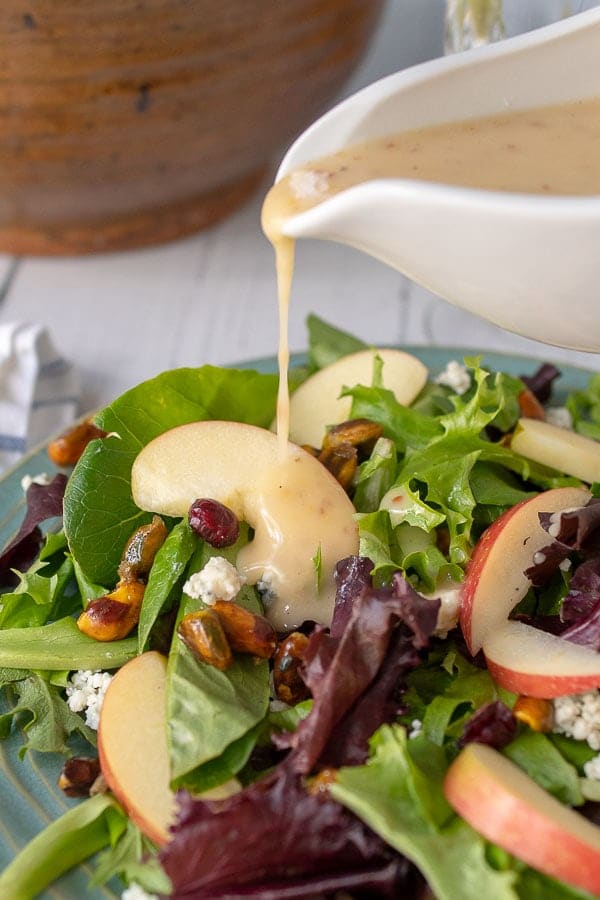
[2,314,600,899]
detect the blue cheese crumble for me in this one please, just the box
[65,670,112,730]
[435,360,471,395]
[183,556,245,605]
[584,754,600,781]
[553,691,600,751]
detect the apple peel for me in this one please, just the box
[460,486,590,654]
[444,742,600,897]
[98,651,176,846]
[483,619,600,698]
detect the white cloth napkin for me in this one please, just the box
[0,323,79,474]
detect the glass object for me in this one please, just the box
[445,0,599,52]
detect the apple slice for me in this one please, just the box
[98,651,176,845]
[460,485,590,654]
[483,619,600,697]
[131,421,359,631]
[287,348,427,447]
[511,417,600,484]
[444,742,600,896]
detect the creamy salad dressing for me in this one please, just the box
[237,453,358,631]
[257,95,600,624]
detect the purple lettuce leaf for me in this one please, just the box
[538,499,600,554]
[331,555,373,639]
[522,499,600,649]
[458,700,517,749]
[561,599,600,652]
[162,768,421,899]
[561,557,600,623]
[277,570,439,774]
[0,474,68,586]
[524,500,600,587]
[520,363,561,403]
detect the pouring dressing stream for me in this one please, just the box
[263,7,600,359]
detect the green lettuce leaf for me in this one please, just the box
[566,372,600,441]
[332,725,519,900]
[138,519,198,653]
[0,671,95,755]
[166,538,270,782]
[502,732,583,807]
[0,617,136,671]
[0,794,121,900]
[64,365,278,585]
[90,818,171,894]
[348,359,576,586]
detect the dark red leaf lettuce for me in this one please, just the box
[162,768,421,899]
[561,558,600,623]
[0,474,68,586]
[523,499,600,650]
[277,566,439,773]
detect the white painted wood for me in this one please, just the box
[1,0,598,423]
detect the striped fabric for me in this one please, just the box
[0,323,79,474]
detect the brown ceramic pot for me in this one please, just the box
[0,1,384,254]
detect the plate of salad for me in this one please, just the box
[2,314,600,900]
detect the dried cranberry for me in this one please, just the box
[189,498,240,548]
[458,700,517,750]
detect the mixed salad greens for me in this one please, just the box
[2,315,600,899]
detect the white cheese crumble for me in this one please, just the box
[20,472,51,493]
[435,360,471,395]
[553,691,600,751]
[66,670,112,730]
[183,556,245,605]
[584,753,600,781]
[545,406,573,430]
[408,719,422,739]
[121,884,159,900]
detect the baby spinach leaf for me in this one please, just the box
[0,617,136,670]
[64,366,278,586]
[167,584,270,781]
[174,724,261,794]
[306,313,367,371]
[502,732,583,807]
[138,519,198,653]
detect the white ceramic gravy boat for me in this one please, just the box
[276,8,600,353]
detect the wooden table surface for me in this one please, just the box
[1,0,598,419]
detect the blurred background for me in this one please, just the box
[0,0,599,416]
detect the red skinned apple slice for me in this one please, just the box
[460,486,590,654]
[483,619,600,697]
[286,348,428,447]
[98,651,176,845]
[131,421,359,631]
[444,742,600,896]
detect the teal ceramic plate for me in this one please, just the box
[0,347,595,899]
